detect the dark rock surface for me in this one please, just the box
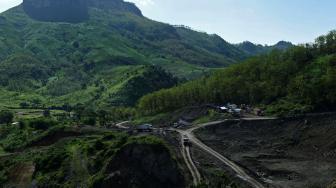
[88,0,142,16]
[22,0,142,23]
[23,0,89,23]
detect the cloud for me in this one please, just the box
[129,0,154,7]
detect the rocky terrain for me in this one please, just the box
[195,114,336,188]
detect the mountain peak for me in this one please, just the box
[22,0,142,23]
[274,41,293,49]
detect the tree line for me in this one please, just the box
[138,31,336,116]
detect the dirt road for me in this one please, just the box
[179,134,201,186]
[174,118,276,188]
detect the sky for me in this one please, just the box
[1,0,336,45]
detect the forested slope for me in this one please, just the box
[138,31,336,116]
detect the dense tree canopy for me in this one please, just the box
[0,111,14,125]
[138,31,336,116]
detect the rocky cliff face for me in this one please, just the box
[22,0,142,23]
[88,0,142,16]
[23,0,89,23]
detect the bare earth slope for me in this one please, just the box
[195,114,336,188]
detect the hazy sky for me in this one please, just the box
[1,0,336,45]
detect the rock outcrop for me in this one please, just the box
[23,0,89,23]
[22,0,142,23]
[88,0,142,16]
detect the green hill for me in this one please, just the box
[0,0,294,108]
[0,0,255,108]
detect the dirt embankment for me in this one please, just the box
[162,131,195,186]
[96,142,185,188]
[195,114,336,188]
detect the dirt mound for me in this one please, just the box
[96,143,185,188]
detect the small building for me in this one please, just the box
[137,124,153,132]
[227,103,238,109]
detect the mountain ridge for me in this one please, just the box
[236,40,294,56]
[0,0,292,108]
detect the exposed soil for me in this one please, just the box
[195,114,336,188]
[7,162,35,187]
[27,129,84,148]
[97,142,185,188]
[191,144,252,187]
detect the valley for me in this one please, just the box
[1,103,336,187]
[0,0,335,187]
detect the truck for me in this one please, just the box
[183,135,192,146]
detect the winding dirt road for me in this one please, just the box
[174,118,276,188]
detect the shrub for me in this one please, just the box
[83,117,96,126]
[0,111,14,125]
[28,118,57,130]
